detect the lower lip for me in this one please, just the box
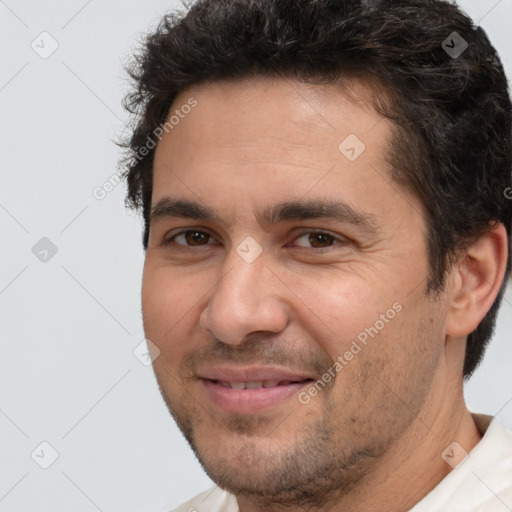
[201,379,311,414]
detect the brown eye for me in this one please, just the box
[186,231,210,245]
[295,232,338,248]
[170,230,212,246]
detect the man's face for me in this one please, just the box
[142,77,449,506]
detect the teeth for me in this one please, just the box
[216,380,289,389]
[245,381,262,389]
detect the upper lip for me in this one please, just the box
[197,365,315,383]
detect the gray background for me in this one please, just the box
[0,1,510,510]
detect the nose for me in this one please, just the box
[199,250,290,345]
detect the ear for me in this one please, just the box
[446,223,509,337]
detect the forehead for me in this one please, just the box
[172,75,385,143]
[152,76,393,191]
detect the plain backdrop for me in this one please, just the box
[0,1,511,510]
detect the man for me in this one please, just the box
[121,0,512,510]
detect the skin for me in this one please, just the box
[141,76,508,511]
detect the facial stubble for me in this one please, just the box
[152,325,440,509]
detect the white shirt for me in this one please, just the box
[170,415,512,512]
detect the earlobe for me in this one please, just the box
[446,223,508,338]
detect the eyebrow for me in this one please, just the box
[149,197,379,234]
[150,198,224,225]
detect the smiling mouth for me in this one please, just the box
[210,379,314,389]
[200,377,316,413]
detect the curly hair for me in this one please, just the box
[120,0,512,378]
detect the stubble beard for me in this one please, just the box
[151,304,441,509]
[154,359,433,510]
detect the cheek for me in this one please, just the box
[141,263,205,356]
[285,272,392,359]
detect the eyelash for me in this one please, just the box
[162,229,348,250]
